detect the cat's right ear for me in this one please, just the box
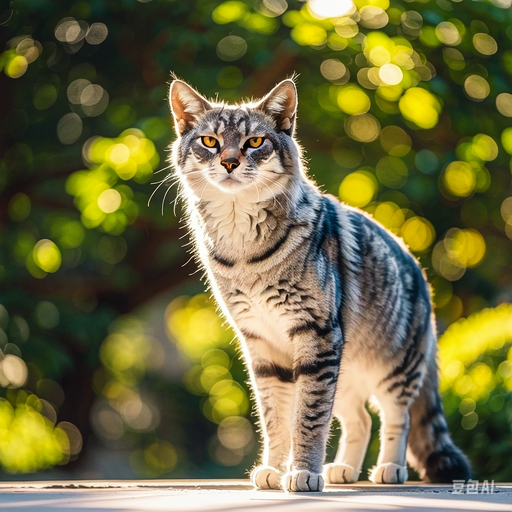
[169,80,212,136]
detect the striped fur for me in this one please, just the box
[168,79,471,492]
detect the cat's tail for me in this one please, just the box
[406,353,471,483]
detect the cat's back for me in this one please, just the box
[327,197,432,347]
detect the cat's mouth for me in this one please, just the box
[219,174,244,188]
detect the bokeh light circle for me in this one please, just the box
[496,93,512,117]
[473,33,498,56]
[216,36,247,62]
[339,170,377,207]
[344,114,381,142]
[308,0,355,19]
[464,75,490,101]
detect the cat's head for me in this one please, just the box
[169,79,301,198]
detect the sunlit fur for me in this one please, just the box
[168,79,471,492]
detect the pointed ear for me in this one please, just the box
[255,79,297,135]
[169,80,212,136]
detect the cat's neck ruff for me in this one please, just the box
[202,190,272,243]
[194,181,300,246]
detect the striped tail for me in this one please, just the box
[407,356,471,483]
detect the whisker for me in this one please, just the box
[257,178,281,210]
[173,183,184,217]
[269,182,293,209]
[252,180,261,204]
[198,176,210,203]
[151,174,178,186]
[153,163,173,175]
[257,175,288,211]
[161,181,176,216]
[152,167,210,212]
[263,176,294,204]
[148,176,172,207]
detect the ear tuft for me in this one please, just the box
[169,80,212,136]
[255,79,297,134]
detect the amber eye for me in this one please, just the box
[248,137,264,148]
[201,136,218,148]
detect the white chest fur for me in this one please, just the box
[201,193,276,244]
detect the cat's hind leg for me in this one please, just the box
[369,394,411,484]
[323,390,371,484]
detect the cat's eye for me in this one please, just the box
[247,137,264,148]
[201,136,218,148]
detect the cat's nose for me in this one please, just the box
[221,157,240,173]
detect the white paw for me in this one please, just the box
[370,463,408,484]
[282,469,324,492]
[323,463,361,484]
[251,465,282,490]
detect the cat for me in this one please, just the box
[168,78,471,492]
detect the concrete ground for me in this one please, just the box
[0,480,510,512]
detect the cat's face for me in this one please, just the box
[169,80,299,199]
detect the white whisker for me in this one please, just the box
[264,175,295,204]
[148,175,173,207]
[173,182,184,217]
[198,176,210,203]
[257,175,289,211]
[252,179,261,204]
[153,164,173,175]
[161,180,176,216]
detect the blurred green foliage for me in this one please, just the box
[0,394,68,473]
[439,304,512,482]
[0,0,511,480]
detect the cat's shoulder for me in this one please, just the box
[322,193,416,260]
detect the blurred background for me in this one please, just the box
[0,0,511,482]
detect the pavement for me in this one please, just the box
[0,480,510,512]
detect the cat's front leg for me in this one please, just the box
[249,356,296,490]
[282,326,342,492]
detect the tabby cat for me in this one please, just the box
[168,78,471,492]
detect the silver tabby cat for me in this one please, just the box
[168,78,471,492]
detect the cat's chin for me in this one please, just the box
[216,177,252,193]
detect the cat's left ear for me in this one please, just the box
[169,80,212,136]
[255,79,297,135]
